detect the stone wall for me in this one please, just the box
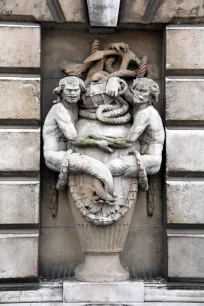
[0,0,204,286]
[0,23,40,280]
[165,25,204,281]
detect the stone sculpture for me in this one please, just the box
[43,40,165,282]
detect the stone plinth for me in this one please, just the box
[63,281,144,303]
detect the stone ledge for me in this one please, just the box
[145,283,204,302]
[0,303,203,306]
[1,281,204,304]
[0,282,62,303]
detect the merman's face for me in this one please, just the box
[132,82,151,104]
[63,85,81,104]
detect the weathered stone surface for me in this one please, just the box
[0,0,53,21]
[119,0,146,23]
[166,129,204,172]
[0,181,39,224]
[0,129,40,172]
[0,231,38,278]
[166,26,204,70]
[119,0,204,24]
[145,284,204,302]
[59,0,88,23]
[121,227,163,277]
[63,281,144,303]
[0,76,40,120]
[0,282,62,303]
[87,0,120,27]
[166,77,204,121]
[0,24,40,68]
[167,180,204,224]
[168,229,204,278]
[154,0,204,23]
[40,227,84,266]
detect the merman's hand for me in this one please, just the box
[107,42,129,53]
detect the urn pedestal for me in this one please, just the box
[69,189,136,282]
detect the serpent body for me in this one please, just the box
[57,151,115,202]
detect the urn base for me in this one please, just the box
[75,253,128,282]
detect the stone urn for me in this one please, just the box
[68,118,140,282]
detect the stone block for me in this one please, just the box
[167,180,204,224]
[168,229,204,278]
[0,181,39,224]
[119,0,204,24]
[166,26,204,70]
[0,1,53,21]
[166,129,204,172]
[0,231,38,278]
[0,129,40,172]
[0,76,40,120]
[0,23,40,68]
[63,281,144,303]
[59,0,88,23]
[154,0,204,23]
[166,77,204,121]
[87,0,120,27]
